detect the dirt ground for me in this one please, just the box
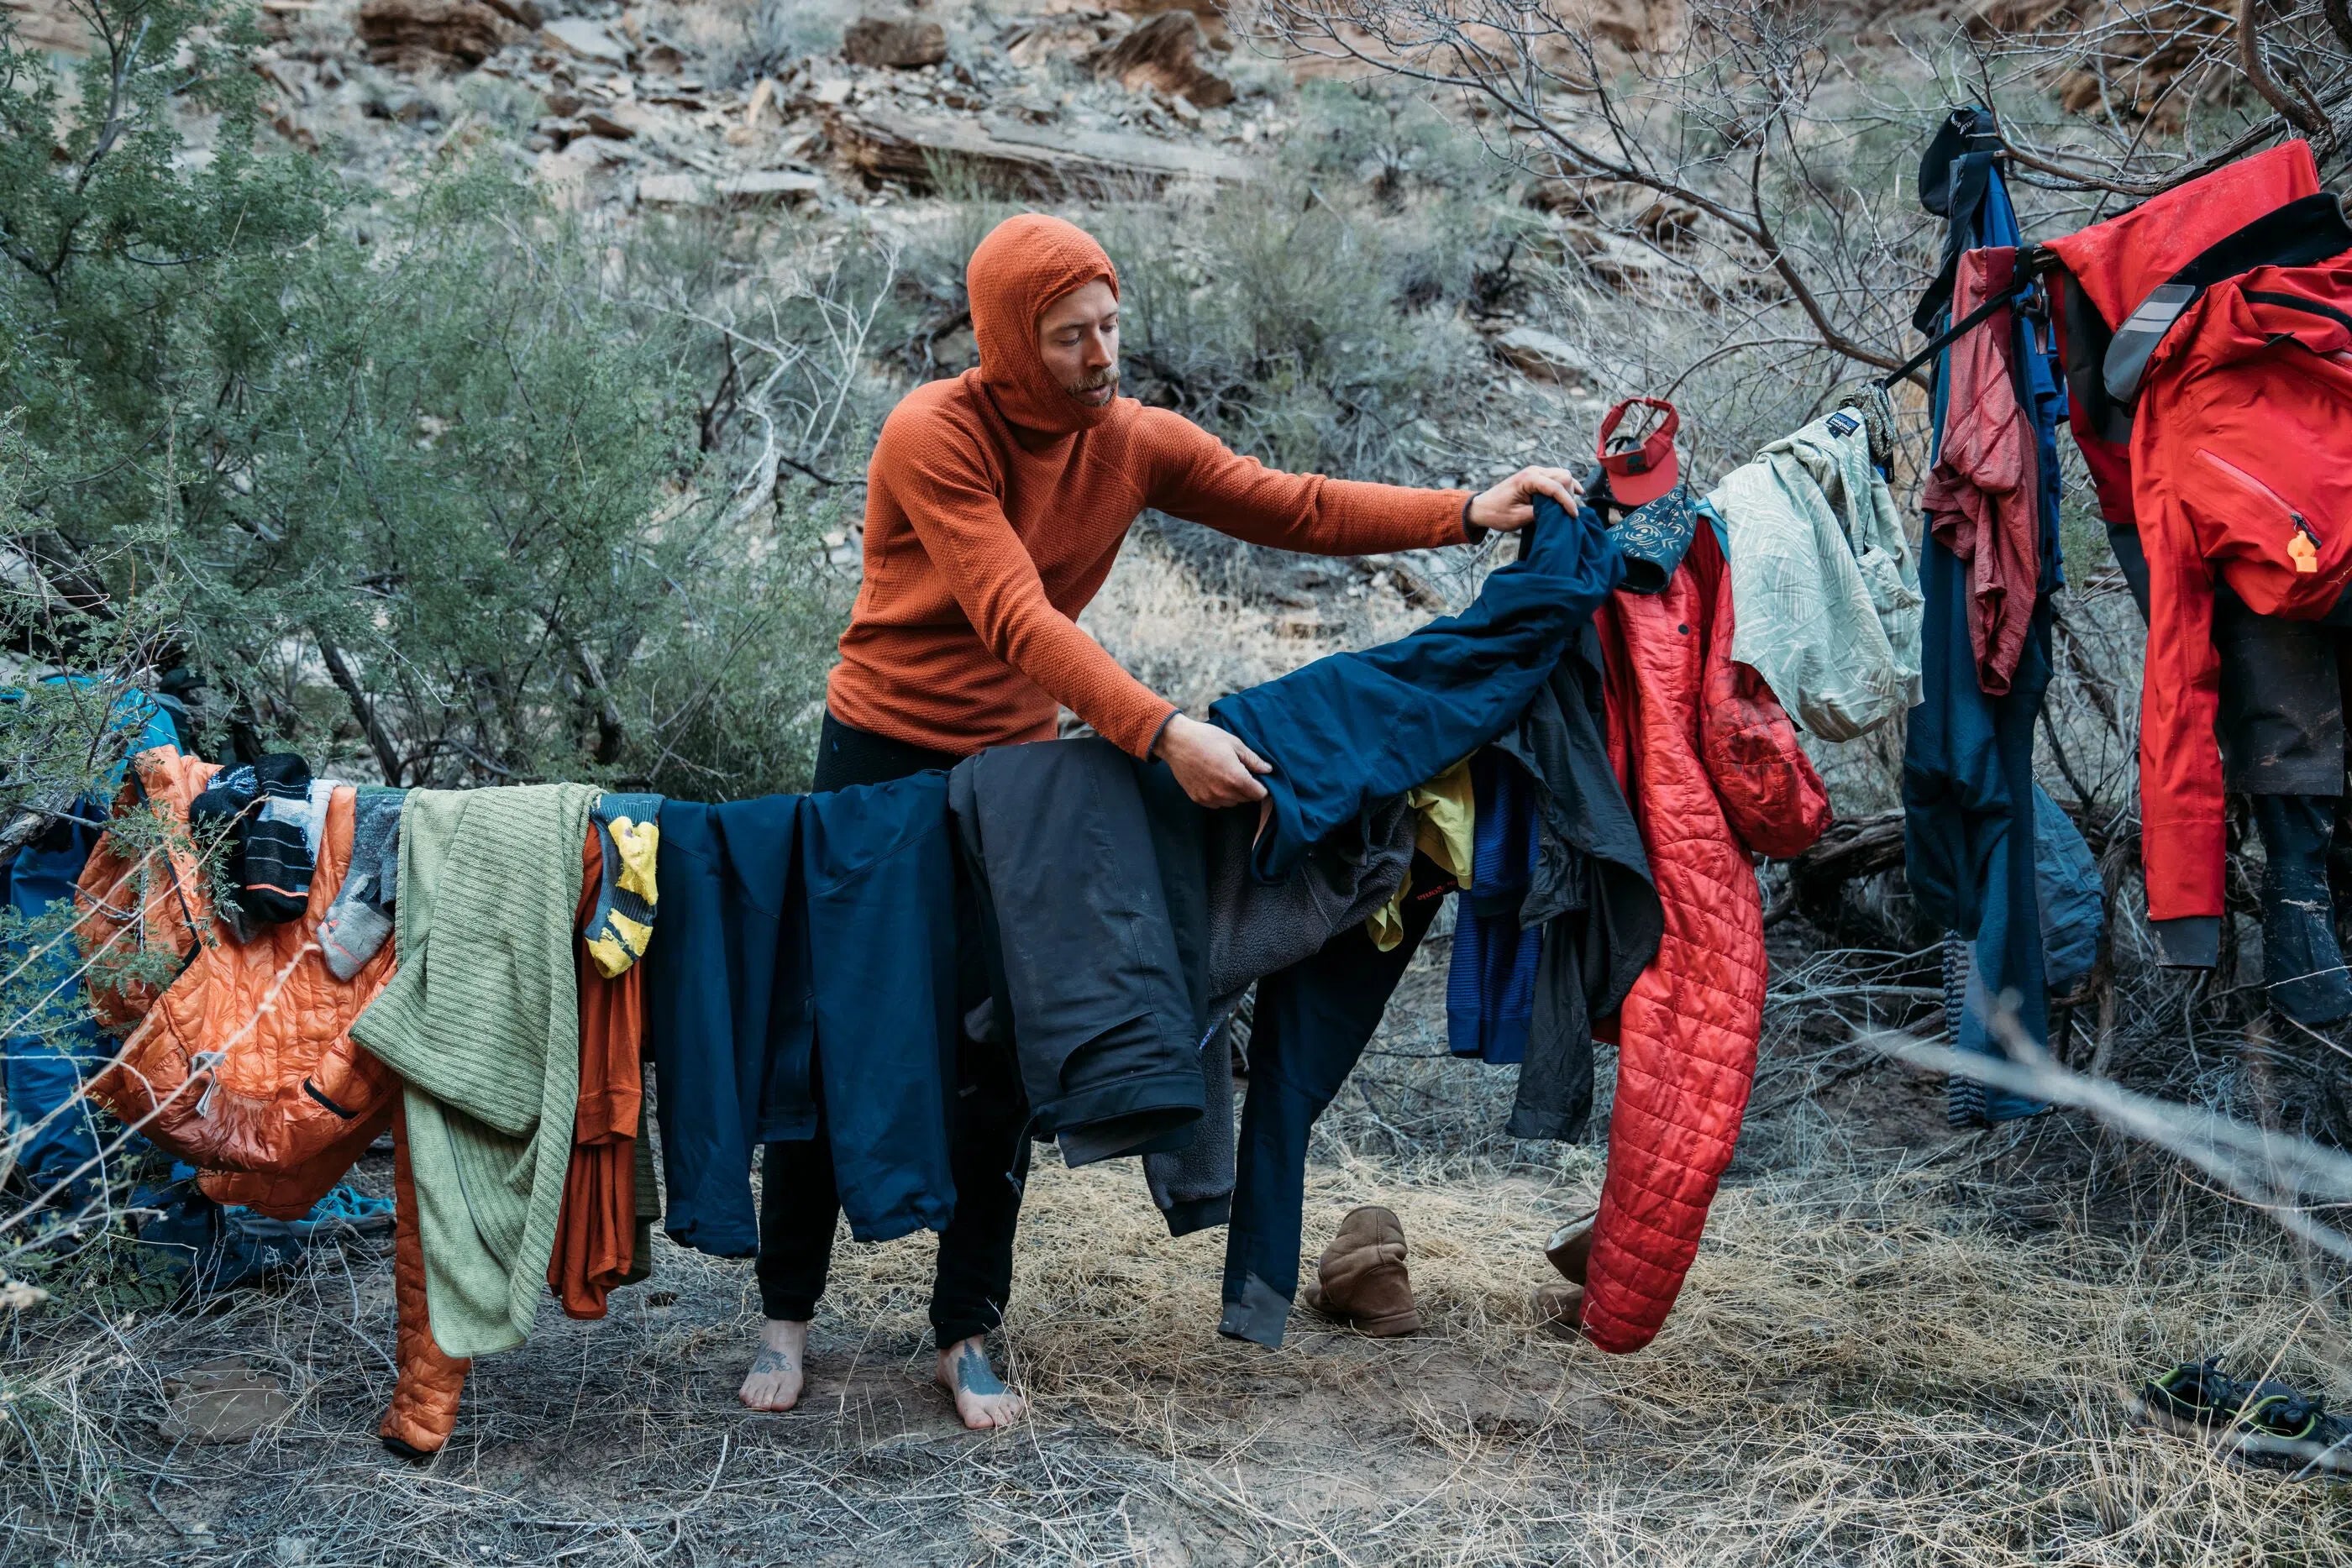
[10,934,2352,1566]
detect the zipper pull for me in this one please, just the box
[2292,513,2321,574]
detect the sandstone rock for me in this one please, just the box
[1634,198,1701,250]
[580,102,658,139]
[1005,15,1111,68]
[830,106,1252,194]
[358,0,512,70]
[743,76,779,128]
[2,0,92,54]
[636,170,824,208]
[162,1360,293,1445]
[2045,0,2234,128]
[1084,12,1232,108]
[1523,176,1605,217]
[1102,0,1231,44]
[842,16,948,68]
[1492,327,1591,384]
[539,16,627,66]
[1962,0,2077,34]
[478,0,540,27]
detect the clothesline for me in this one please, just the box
[1876,244,2055,390]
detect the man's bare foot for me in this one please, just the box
[738,1319,807,1412]
[934,1335,1026,1429]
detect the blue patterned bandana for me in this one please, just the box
[1612,481,1698,594]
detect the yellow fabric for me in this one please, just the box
[1368,759,1474,952]
[585,815,660,979]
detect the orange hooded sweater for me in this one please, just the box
[826,213,1476,760]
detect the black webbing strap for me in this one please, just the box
[1878,245,2052,389]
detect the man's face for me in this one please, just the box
[1035,279,1120,411]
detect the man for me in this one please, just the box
[740,212,1582,1429]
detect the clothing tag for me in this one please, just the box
[2103,282,2198,403]
[2292,531,2320,574]
[1825,411,1860,437]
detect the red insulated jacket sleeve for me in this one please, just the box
[1697,548,1832,862]
[2136,458,2227,923]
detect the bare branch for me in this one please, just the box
[2236,0,2329,135]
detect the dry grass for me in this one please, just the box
[6,929,2352,1565]
[1079,529,1462,718]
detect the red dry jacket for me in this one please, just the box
[2048,142,2322,532]
[2044,144,2350,922]
[2128,259,2352,920]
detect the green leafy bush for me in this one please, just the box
[2,0,859,799]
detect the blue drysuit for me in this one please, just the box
[1900,108,2097,1125]
[1446,749,1541,1064]
[2,685,188,1209]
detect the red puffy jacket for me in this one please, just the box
[2046,144,2352,923]
[1583,525,1830,1352]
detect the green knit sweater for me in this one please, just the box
[352,783,597,1358]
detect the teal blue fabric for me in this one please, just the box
[1612,481,1698,595]
[1898,122,2074,1126]
[2,684,189,1208]
[1446,750,1539,1064]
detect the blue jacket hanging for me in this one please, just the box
[1898,105,2091,1127]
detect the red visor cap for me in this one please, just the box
[1598,397,1681,506]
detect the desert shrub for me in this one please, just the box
[2,0,867,802]
[892,81,1536,484]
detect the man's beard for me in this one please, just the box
[1066,366,1120,402]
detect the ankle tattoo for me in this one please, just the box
[954,1343,1005,1396]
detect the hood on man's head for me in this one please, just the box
[967,213,1121,436]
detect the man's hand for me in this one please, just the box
[1154,714,1272,808]
[1467,466,1584,533]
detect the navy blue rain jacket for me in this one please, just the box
[1210,505,1623,881]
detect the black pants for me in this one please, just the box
[2113,527,2352,1018]
[755,714,1032,1346]
[1218,878,1445,1346]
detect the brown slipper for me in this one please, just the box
[1313,1205,1422,1336]
[1545,1213,1597,1286]
[1531,1280,1585,1340]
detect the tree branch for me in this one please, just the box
[2236,0,2328,136]
[567,637,625,767]
[314,632,403,784]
